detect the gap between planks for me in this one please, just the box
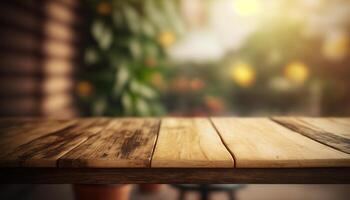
[209,118,237,168]
[149,118,162,168]
[211,117,350,168]
[57,118,233,169]
[151,118,235,168]
[271,117,350,155]
[2,117,349,169]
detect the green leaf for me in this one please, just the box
[135,97,150,116]
[130,79,140,93]
[91,20,113,50]
[91,20,103,39]
[92,96,107,116]
[128,39,142,59]
[141,19,156,37]
[130,79,157,99]
[151,102,166,116]
[145,0,166,29]
[112,9,124,28]
[84,48,99,65]
[113,64,130,96]
[99,31,113,50]
[122,92,133,115]
[144,42,159,58]
[139,85,158,99]
[123,5,139,34]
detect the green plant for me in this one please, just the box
[79,0,183,116]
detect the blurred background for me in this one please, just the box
[0,0,349,199]
[0,0,350,118]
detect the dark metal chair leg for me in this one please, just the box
[227,191,236,200]
[171,184,243,200]
[200,190,209,200]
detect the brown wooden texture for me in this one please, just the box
[0,117,350,183]
[59,118,160,168]
[0,119,76,156]
[151,118,234,168]
[0,0,80,117]
[0,119,108,167]
[1,167,349,184]
[211,118,350,168]
[273,117,350,154]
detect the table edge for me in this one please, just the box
[1,167,350,184]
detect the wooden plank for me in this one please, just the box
[305,118,350,138]
[212,118,350,168]
[44,1,81,26]
[59,118,160,168]
[0,119,108,167]
[42,93,74,114]
[0,29,40,52]
[0,118,39,131]
[43,39,77,59]
[0,53,73,76]
[0,97,39,115]
[1,167,350,184]
[0,54,40,75]
[272,117,350,154]
[0,76,73,96]
[0,118,69,135]
[0,77,39,96]
[151,118,234,168]
[0,119,76,156]
[44,19,78,43]
[0,3,42,32]
[43,58,74,76]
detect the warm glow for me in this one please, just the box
[322,31,349,61]
[233,0,261,16]
[158,31,176,48]
[97,2,112,15]
[284,61,309,84]
[77,81,93,97]
[230,61,256,87]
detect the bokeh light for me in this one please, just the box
[233,0,261,16]
[230,61,256,88]
[284,61,309,84]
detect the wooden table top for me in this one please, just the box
[1,117,350,184]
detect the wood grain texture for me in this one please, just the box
[151,118,234,168]
[59,118,160,168]
[212,118,350,168]
[0,119,108,167]
[0,119,76,156]
[273,117,350,154]
[329,118,350,126]
[1,167,350,184]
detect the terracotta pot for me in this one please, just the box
[73,184,133,200]
[138,184,163,194]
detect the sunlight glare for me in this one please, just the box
[233,0,261,16]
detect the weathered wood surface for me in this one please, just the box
[211,118,350,168]
[273,117,350,154]
[151,118,234,168]
[0,117,350,183]
[1,117,350,169]
[0,119,76,157]
[0,119,108,167]
[59,118,160,168]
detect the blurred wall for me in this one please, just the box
[0,0,81,118]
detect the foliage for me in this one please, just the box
[79,0,183,116]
